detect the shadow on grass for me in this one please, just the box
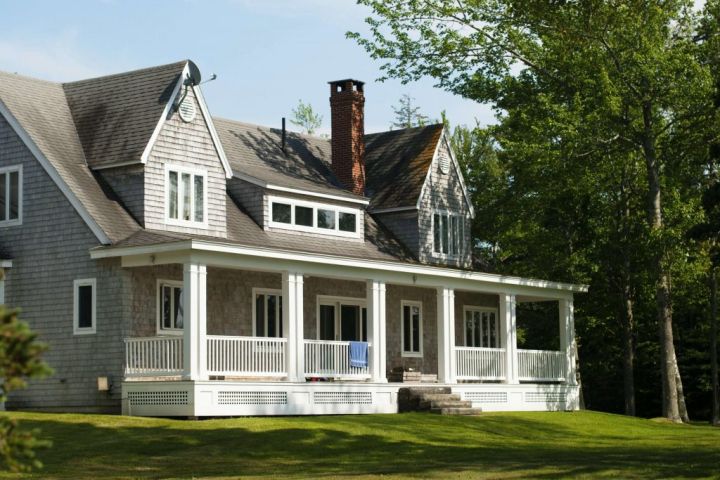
[10,412,720,479]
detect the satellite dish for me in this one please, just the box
[186,60,202,86]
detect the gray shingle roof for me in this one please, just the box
[0,71,141,243]
[63,61,187,169]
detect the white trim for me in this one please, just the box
[0,164,23,227]
[400,300,423,357]
[267,194,362,238]
[0,100,111,244]
[431,209,465,260]
[251,288,283,337]
[73,278,97,335]
[316,295,367,341]
[164,164,209,228]
[369,206,417,214]
[156,279,184,336]
[463,305,499,348]
[141,65,186,165]
[235,171,370,206]
[90,240,587,294]
[192,84,233,179]
[0,260,11,268]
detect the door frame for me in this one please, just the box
[316,295,367,341]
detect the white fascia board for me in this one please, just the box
[0,260,12,268]
[0,100,111,245]
[140,63,186,164]
[234,171,370,206]
[193,84,233,179]
[89,239,588,295]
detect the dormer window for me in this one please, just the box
[268,195,361,238]
[165,165,207,226]
[433,211,464,257]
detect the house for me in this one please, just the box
[0,60,586,417]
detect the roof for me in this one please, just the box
[364,124,444,209]
[0,70,141,243]
[63,61,187,169]
[214,118,365,202]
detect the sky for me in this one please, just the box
[1,0,494,135]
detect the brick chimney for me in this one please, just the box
[329,79,365,196]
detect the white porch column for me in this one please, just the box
[436,287,456,384]
[282,272,304,382]
[559,297,578,386]
[366,279,387,383]
[183,263,207,381]
[500,293,519,384]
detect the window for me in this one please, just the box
[316,296,367,342]
[401,301,422,356]
[254,289,283,337]
[73,278,96,335]
[165,165,206,226]
[433,211,464,257]
[157,281,183,334]
[267,195,361,237]
[464,307,499,348]
[0,165,22,226]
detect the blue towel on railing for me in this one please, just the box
[349,341,368,368]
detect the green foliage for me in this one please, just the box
[0,308,52,472]
[390,94,429,129]
[3,410,720,478]
[290,99,323,135]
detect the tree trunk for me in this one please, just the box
[575,341,585,410]
[641,100,683,422]
[712,267,719,425]
[622,291,636,416]
[675,357,689,423]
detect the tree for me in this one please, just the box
[350,0,719,421]
[390,94,428,129]
[290,100,322,135]
[0,307,52,471]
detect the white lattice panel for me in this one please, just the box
[314,392,372,405]
[217,391,288,405]
[464,391,508,404]
[128,391,189,406]
[525,392,566,403]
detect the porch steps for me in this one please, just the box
[398,387,482,416]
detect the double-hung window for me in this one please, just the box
[158,281,184,334]
[166,165,206,226]
[73,278,96,335]
[254,289,283,337]
[433,211,464,257]
[401,300,422,357]
[0,165,22,226]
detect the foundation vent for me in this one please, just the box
[217,391,288,405]
[525,392,566,403]
[128,391,189,406]
[314,391,372,405]
[464,392,508,404]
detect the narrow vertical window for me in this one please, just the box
[433,213,441,253]
[0,173,6,222]
[158,281,183,333]
[194,175,204,222]
[0,166,22,225]
[401,301,422,356]
[181,173,191,221]
[74,278,96,335]
[168,171,178,220]
[441,215,449,254]
[254,291,282,338]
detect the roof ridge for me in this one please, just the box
[62,59,188,86]
[0,69,60,86]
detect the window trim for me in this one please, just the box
[463,305,500,348]
[400,300,423,357]
[73,278,96,335]
[315,295,367,341]
[164,164,208,228]
[432,209,465,259]
[156,279,184,336]
[252,288,283,337]
[0,165,23,227]
[267,195,362,238]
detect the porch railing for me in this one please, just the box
[125,336,183,376]
[304,340,371,379]
[207,335,287,377]
[518,349,566,381]
[455,347,506,381]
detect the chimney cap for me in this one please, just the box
[328,78,365,86]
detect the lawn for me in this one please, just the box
[1,410,718,479]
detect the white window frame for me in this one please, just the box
[400,300,423,357]
[267,194,362,238]
[432,209,465,259]
[0,165,23,227]
[316,295,367,341]
[463,306,500,348]
[73,278,96,335]
[156,279,184,336]
[252,288,283,337]
[164,164,208,228]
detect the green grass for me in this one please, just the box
[1,410,719,479]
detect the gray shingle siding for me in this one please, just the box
[143,88,227,237]
[0,115,129,412]
[374,211,420,259]
[99,164,146,225]
[227,178,264,227]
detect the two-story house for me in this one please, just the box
[0,60,585,416]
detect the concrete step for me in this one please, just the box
[421,400,473,410]
[418,393,462,402]
[406,387,452,396]
[430,407,483,416]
